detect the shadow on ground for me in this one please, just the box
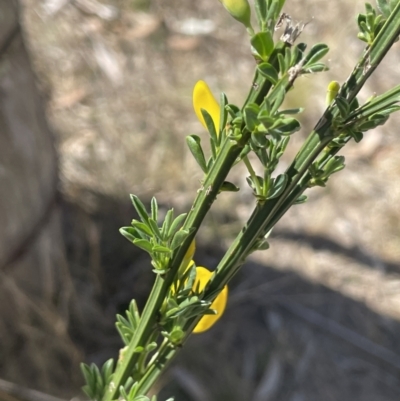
[58,191,400,401]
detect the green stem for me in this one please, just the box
[103,73,268,401]
[243,155,262,195]
[341,1,400,101]
[136,339,177,395]
[204,0,400,302]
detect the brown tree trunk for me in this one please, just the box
[0,0,81,395]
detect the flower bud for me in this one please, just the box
[219,0,252,28]
[326,81,340,106]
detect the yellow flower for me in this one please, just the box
[193,266,228,333]
[193,80,220,135]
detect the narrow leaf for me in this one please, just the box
[132,239,153,253]
[201,109,218,144]
[303,43,329,67]
[150,197,158,222]
[168,213,187,239]
[161,209,174,240]
[257,62,279,84]
[219,92,228,137]
[148,218,161,239]
[294,194,308,204]
[131,220,153,237]
[267,174,288,199]
[130,195,149,224]
[186,135,208,173]
[302,63,329,74]
[152,244,171,254]
[171,229,190,250]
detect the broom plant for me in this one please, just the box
[81,0,400,399]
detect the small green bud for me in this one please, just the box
[169,326,185,345]
[326,81,340,106]
[218,0,252,28]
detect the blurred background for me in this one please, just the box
[2,0,400,400]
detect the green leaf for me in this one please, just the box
[220,181,240,192]
[284,47,291,72]
[244,103,260,131]
[148,218,161,239]
[266,0,283,25]
[277,52,287,75]
[251,132,269,148]
[294,194,308,205]
[267,173,288,199]
[255,238,270,251]
[357,114,388,130]
[151,197,158,222]
[168,213,187,239]
[303,43,329,67]
[130,195,150,224]
[357,13,367,31]
[120,227,138,242]
[171,229,189,250]
[302,63,329,74]
[348,130,364,143]
[270,86,286,116]
[255,146,269,166]
[133,239,153,253]
[255,0,267,27]
[101,359,114,384]
[335,96,350,118]
[161,209,174,240]
[251,31,274,61]
[376,0,389,16]
[273,118,301,135]
[246,175,263,192]
[257,110,274,127]
[201,108,218,144]
[324,155,346,176]
[152,244,171,254]
[257,62,279,84]
[277,107,304,115]
[145,342,158,352]
[186,135,208,173]
[290,44,304,67]
[366,12,375,32]
[81,363,95,389]
[225,103,241,118]
[219,92,228,136]
[131,220,153,237]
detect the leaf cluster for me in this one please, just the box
[120,196,189,273]
[357,2,388,44]
[81,359,114,401]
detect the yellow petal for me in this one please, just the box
[193,80,221,135]
[193,266,228,333]
[178,239,196,276]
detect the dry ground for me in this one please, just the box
[4,0,400,399]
